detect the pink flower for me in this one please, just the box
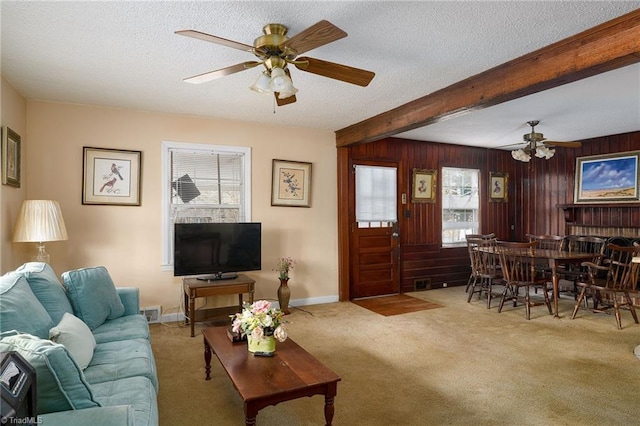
[274,325,288,342]
[251,300,271,314]
[251,326,264,340]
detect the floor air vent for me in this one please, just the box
[414,278,431,291]
[140,306,161,324]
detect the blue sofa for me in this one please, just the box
[0,263,158,426]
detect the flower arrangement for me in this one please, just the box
[231,300,288,342]
[274,257,296,280]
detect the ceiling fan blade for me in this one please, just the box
[275,92,297,106]
[275,68,297,106]
[175,30,254,52]
[183,61,261,84]
[543,141,582,148]
[294,57,374,87]
[490,142,528,150]
[281,20,347,55]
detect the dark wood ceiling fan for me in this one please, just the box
[176,20,375,106]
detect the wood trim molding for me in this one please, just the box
[335,9,640,147]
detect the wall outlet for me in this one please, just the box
[140,306,161,324]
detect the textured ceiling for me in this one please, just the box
[2,1,639,149]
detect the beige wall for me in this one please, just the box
[10,100,338,317]
[1,77,27,272]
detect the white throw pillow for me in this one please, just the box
[49,312,96,369]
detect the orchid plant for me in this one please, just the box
[274,257,296,280]
[231,300,288,342]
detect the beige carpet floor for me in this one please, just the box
[151,286,640,426]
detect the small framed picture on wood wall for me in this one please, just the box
[489,172,508,202]
[411,169,437,203]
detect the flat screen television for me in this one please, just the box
[174,222,261,280]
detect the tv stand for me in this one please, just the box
[196,272,238,281]
[183,274,255,337]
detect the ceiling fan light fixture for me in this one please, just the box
[250,71,272,94]
[535,145,555,159]
[269,67,297,93]
[511,149,530,162]
[277,85,298,99]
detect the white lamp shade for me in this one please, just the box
[250,71,272,94]
[269,67,297,94]
[511,149,530,162]
[535,146,555,159]
[13,200,68,243]
[277,85,298,99]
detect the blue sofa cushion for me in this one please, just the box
[84,338,158,391]
[92,377,158,426]
[0,332,100,414]
[15,262,74,325]
[92,377,158,425]
[0,273,54,339]
[91,314,150,344]
[38,405,135,426]
[62,266,125,330]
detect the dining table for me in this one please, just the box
[480,245,597,317]
[533,249,599,317]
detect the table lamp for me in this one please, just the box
[12,200,68,264]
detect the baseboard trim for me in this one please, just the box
[159,295,339,324]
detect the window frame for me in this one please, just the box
[441,166,480,247]
[161,140,252,269]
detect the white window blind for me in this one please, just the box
[355,165,397,222]
[441,167,480,246]
[162,141,251,267]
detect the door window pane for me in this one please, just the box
[355,165,397,223]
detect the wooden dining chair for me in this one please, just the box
[465,233,496,292]
[559,235,606,300]
[571,243,640,329]
[526,234,566,251]
[496,241,553,320]
[466,237,502,308]
[526,234,566,293]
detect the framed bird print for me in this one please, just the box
[271,159,312,207]
[82,147,142,205]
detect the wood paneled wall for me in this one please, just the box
[337,131,640,295]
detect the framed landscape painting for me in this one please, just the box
[574,150,640,203]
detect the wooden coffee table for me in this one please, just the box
[202,326,341,425]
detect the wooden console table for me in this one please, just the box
[183,274,255,337]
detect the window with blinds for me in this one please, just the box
[161,141,251,267]
[441,167,480,246]
[355,165,397,228]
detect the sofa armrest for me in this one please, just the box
[117,287,140,316]
[39,405,135,426]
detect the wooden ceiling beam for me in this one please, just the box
[335,9,640,147]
